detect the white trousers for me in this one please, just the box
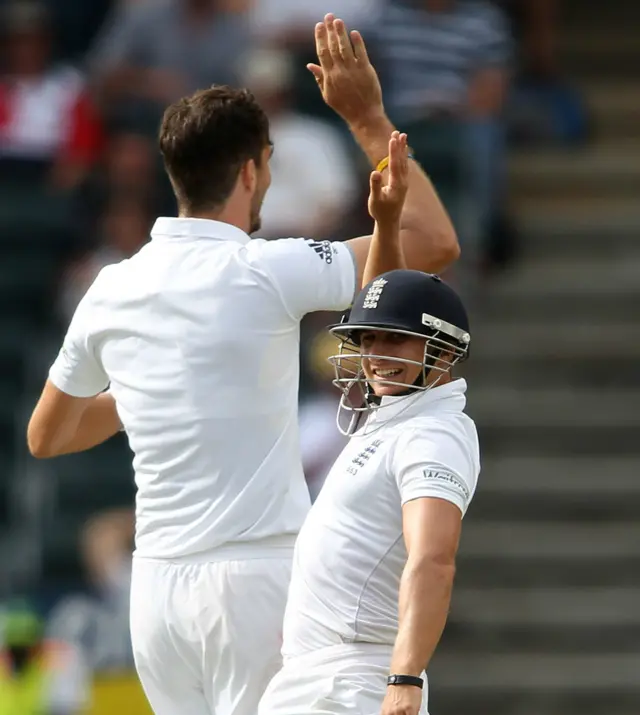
[130,538,293,715]
[259,643,430,715]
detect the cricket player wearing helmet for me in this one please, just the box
[260,270,479,715]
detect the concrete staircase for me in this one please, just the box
[430,3,640,714]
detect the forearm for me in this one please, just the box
[362,218,406,286]
[30,391,121,458]
[390,558,455,675]
[349,114,459,272]
[59,392,122,455]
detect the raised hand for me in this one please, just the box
[368,132,410,226]
[307,14,384,126]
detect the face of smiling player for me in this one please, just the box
[359,330,428,397]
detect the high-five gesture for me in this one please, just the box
[368,132,410,227]
[361,132,410,286]
[308,14,384,126]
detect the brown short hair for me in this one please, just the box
[158,85,270,213]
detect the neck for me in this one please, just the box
[179,206,251,235]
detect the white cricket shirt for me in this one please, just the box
[48,218,356,559]
[281,379,480,657]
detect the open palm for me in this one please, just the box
[368,132,410,225]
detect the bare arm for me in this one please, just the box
[348,108,458,281]
[380,497,462,715]
[308,15,459,285]
[28,382,122,459]
[391,498,461,675]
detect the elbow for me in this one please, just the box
[27,422,57,459]
[437,227,461,272]
[27,433,52,459]
[407,555,457,585]
[28,440,51,460]
[403,223,461,275]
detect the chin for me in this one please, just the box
[371,382,409,397]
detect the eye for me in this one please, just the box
[360,333,375,349]
[388,333,408,345]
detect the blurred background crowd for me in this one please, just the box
[0,0,638,713]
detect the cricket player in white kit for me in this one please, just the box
[26,15,459,715]
[260,269,480,715]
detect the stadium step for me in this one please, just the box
[467,387,640,429]
[471,321,640,359]
[432,652,640,692]
[583,82,640,140]
[451,587,640,629]
[488,253,640,299]
[478,455,640,492]
[475,288,640,324]
[459,521,640,560]
[509,196,640,233]
[508,142,640,200]
[437,10,640,710]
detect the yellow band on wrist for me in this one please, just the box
[376,156,390,173]
[375,150,415,174]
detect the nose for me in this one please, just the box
[363,336,388,355]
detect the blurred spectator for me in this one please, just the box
[242,47,358,240]
[75,128,168,230]
[299,325,347,501]
[0,601,89,715]
[59,196,152,322]
[46,509,135,675]
[501,0,557,79]
[248,3,383,125]
[0,0,104,190]
[370,0,512,272]
[79,509,134,614]
[501,0,589,147]
[88,0,252,130]
[249,0,376,45]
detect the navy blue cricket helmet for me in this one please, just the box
[327,270,471,434]
[332,269,470,349]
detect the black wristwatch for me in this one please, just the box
[387,674,424,689]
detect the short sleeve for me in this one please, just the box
[48,289,109,398]
[254,238,357,320]
[392,424,479,516]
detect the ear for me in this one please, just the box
[239,158,257,194]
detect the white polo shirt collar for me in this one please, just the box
[151,217,251,245]
[367,378,468,425]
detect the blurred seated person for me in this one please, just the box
[499,0,556,80]
[87,0,252,129]
[59,196,152,322]
[370,0,512,266]
[74,128,173,230]
[0,0,104,190]
[299,326,348,501]
[46,509,136,674]
[242,47,358,241]
[0,602,89,715]
[248,2,382,123]
[249,0,375,46]
[499,0,588,147]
